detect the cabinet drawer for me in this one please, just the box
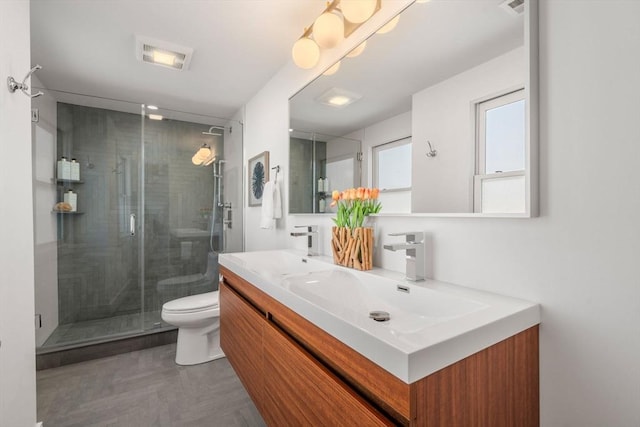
[220,282,265,413]
[263,321,394,427]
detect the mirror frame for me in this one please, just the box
[288,0,538,218]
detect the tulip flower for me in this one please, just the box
[331,187,383,228]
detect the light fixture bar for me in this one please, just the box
[298,0,382,40]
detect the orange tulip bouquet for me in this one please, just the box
[330,187,381,270]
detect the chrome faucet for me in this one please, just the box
[383,232,425,281]
[290,225,318,256]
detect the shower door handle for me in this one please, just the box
[130,213,136,236]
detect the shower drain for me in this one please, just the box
[369,310,391,322]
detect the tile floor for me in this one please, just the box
[37,343,265,427]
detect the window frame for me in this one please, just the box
[474,88,526,213]
[475,88,525,175]
[372,136,412,193]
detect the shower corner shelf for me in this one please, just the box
[54,179,84,185]
[52,210,84,215]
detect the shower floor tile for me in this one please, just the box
[41,310,166,349]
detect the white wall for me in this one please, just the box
[31,75,59,347]
[0,0,38,425]
[242,1,640,425]
[412,47,524,213]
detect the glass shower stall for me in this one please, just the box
[32,90,243,351]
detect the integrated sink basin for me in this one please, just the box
[223,250,332,279]
[282,269,488,338]
[219,249,540,383]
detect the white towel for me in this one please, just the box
[260,180,283,229]
[260,181,274,229]
[273,180,282,220]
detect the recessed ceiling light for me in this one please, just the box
[149,114,163,121]
[135,35,193,71]
[316,87,362,109]
[328,95,352,106]
[147,105,159,110]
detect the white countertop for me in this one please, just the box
[219,249,540,384]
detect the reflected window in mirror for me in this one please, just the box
[474,89,525,213]
[373,137,412,214]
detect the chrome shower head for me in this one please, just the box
[202,125,223,136]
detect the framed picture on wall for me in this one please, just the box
[248,151,269,206]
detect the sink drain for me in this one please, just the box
[369,310,390,322]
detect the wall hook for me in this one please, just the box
[7,65,44,98]
[426,141,437,158]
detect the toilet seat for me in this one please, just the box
[162,291,219,314]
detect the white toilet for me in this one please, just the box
[161,291,224,365]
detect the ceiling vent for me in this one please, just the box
[135,35,193,71]
[499,0,525,16]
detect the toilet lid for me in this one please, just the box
[163,291,219,313]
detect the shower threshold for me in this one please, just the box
[36,311,178,369]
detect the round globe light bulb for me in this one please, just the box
[346,41,367,58]
[340,0,377,24]
[292,37,320,69]
[313,11,344,49]
[376,15,400,34]
[323,61,341,76]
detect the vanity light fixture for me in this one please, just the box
[291,0,380,70]
[376,15,399,34]
[323,61,341,76]
[346,41,366,58]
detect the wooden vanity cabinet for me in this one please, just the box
[218,276,265,414]
[220,266,539,427]
[220,272,393,426]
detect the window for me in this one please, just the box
[474,89,525,213]
[372,137,412,191]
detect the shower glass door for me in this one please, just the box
[35,94,146,349]
[140,107,229,328]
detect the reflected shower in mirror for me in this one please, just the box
[289,0,537,216]
[289,129,361,214]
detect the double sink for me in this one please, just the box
[219,249,539,383]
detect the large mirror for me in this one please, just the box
[289,0,537,216]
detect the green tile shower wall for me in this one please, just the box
[56,103,222,325]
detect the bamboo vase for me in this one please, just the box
[331,226,373,271]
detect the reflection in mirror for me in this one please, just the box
[289,0,537,216]
[289,130,361,214]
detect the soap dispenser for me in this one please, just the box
[57,157,71,180]
[63,189,77,212]
[70,158,80,181]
